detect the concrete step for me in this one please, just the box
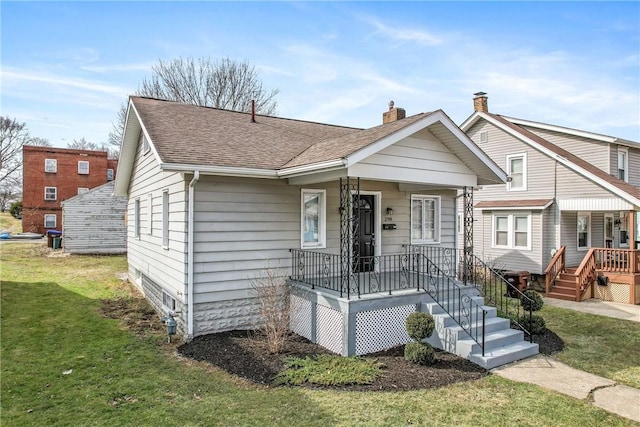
[430,306,497,328]
[457,328,525,356]
[421,296,485,315]
[468,341,540,370]
[446,316,510,340]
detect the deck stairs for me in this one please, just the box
[420,282,539,370]
[547,267,579,301]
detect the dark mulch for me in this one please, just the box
[177,329,565,391]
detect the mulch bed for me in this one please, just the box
[177,328,564,391]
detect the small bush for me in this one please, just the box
[517,313,546,335]
[404,341,435,365]
[521,290,544,312]
[9,201,22,219]
[405,312,435,341]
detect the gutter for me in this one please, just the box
[187,170,200,338]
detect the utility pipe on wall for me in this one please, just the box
[187,170,200,338]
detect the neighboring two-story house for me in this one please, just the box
[22,146,117,234]
[461,92,640,304]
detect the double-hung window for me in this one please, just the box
[577,212,590,251]
[492,213,530,249]
[134,199,141,238]
[45,159,57,173]
[411,195,440,244]
[44,214,56,228]
[301,189,326,248]
[78,160,89,175]
[506,153,527,191]
[45,187,57,201]
[107,169,114,181]
[618,147,628,182]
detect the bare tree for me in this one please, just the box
[0,117,30,185]
[108,57,279,151]
[29,137,52,147]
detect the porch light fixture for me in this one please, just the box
[614,218,622,227]
[386,207,393,215]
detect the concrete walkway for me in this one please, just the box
[542,297,640,323]
[493,355,640,423]
[493,298,640,423]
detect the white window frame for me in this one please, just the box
[491,213,532,250]
[479,131,488,144]
[162,290,176,312]
[78,188,89,195]
[301,189,326,249]
[162,190,169,249]
[618,147,628,182]
[604,213,614,247]
[577,212,591,251]
[78,160,90,175]
[410,195,441,245]
[44,187,57,201]
[45,159,57,173]
[134,198,141,239]
[148,193,153,236]
[107,169,114,181]
[506,153,527,191]
[44,214,56,228]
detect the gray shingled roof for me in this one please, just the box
[132,97,366,170]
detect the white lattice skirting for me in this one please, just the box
[289,283,437,356]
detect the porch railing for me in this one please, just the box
[406,245,534,342]
[593,248,640,274]
[545,246,566,294]
[289,249,419,299]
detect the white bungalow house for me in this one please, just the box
[461,92,640,304]
[114,96,539,368]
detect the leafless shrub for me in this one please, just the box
[250,264,290,354]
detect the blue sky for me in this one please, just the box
[2,1,639,148]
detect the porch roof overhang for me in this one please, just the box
[475,199,554,211]
[557,198,637,211]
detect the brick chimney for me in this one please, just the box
[473,92,488,113]
[383,100,406,124]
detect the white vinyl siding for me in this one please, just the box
[492,213,531,250]
[577,212,590,251]
[45,159,57,173]
[411,195,440,244]
[78,160,90,175]
[44,214,56,228]
[45,187,57,201]
[301,189,326,249]
[162,190,169,248]
[506,153,526,191]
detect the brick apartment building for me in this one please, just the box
[22,146,118,234]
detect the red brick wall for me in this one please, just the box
[22,146,117,234]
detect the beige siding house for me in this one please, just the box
[114,97,543,368]
[461,93,640,304]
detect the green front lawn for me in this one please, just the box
[1,243,636,426]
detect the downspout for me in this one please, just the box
[187,170,200,338]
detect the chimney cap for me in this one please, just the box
[388,100,395,110]
[473,91,487,97]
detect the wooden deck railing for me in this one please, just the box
[544,246,565,294]
[593,248,640,274]
[574,248,597,301]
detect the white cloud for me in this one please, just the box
[80,62,154,73]
[364,16,443,46]
[1,69,129,97]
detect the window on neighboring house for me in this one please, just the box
[506,153,527,191]
[162,190,169,248]
[411,195,441,244]
[78,188,89,195]
[479,131,488,144]
[148,193,153,235]
[162,290,176,312]
[492,213,531,249]
[619,212,630,247]
[618,147,628,182]
[577,212,590,251]
[78,160,89,175]
[45,159,57,173]
[301,189,326,248]
[44,214,56,228]
[134,198,140,238]
[107,169,114,181]
[44,187,57,201]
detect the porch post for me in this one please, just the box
[340,177,360,298]
[463,187,474,285]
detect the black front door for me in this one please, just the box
[354,195,375,272]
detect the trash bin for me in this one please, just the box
[46,230,62,248]
[504,270,530,297]
[52,236,62,249]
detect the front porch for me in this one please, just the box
[545,247,640,304]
